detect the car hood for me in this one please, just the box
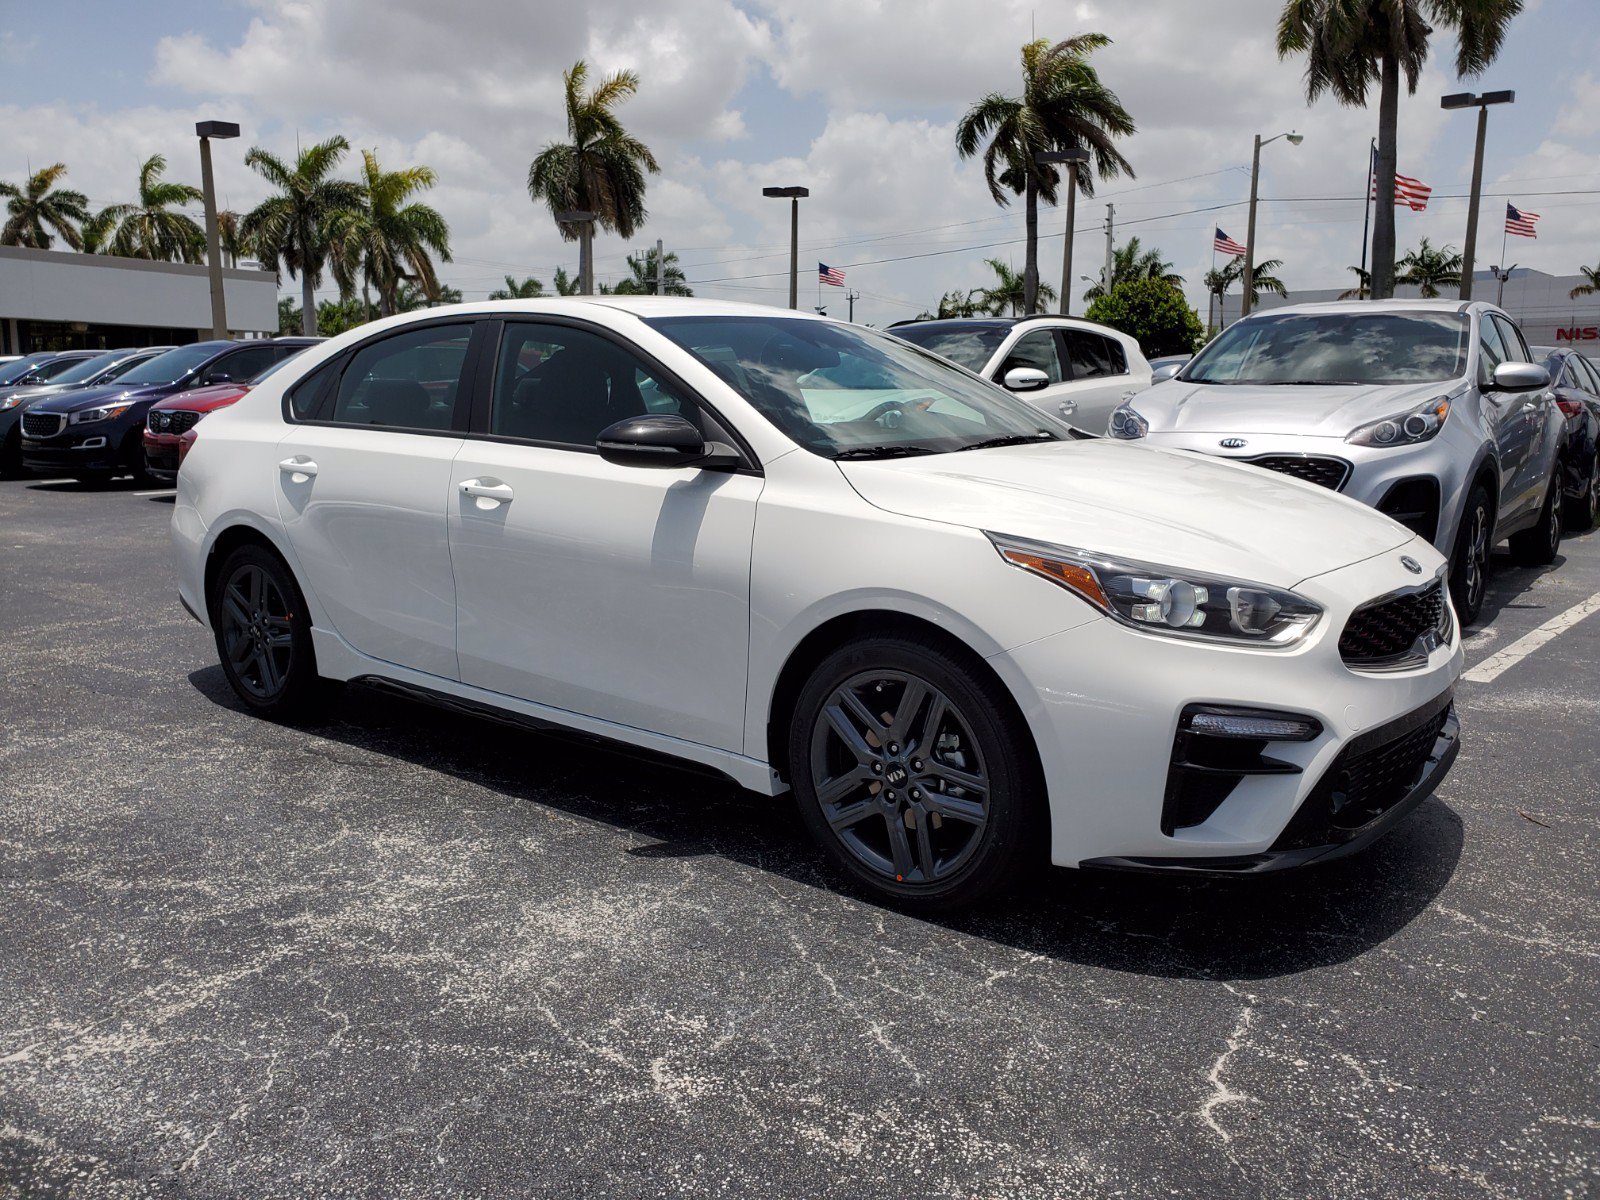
[30,381,177,413]
[1132,377,1460,437]
[150,383,252,412]
[837,439,1413,589]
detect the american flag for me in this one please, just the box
[818,262,846,286]
[1213,228,1246,256]
[1371,171,1433,211]
[1505,203,1541,238]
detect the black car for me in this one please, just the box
[19,339,317,483]
[1533,346,1600,530]
[0,347,174,477]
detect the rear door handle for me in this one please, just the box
[278,456,317,480]
[460,479,514,503]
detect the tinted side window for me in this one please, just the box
[1061,330,1126,379]
[288,360,340,420]
[490,322,697,448]
[1477,316,1508,386]
[1491,315,1530,363]
[214,347,278,382]
[999,330,1063,383]
[1577,356,1600,396]
[330,324,472,430]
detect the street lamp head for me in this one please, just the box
[1442,90,1515,109]
[1440,92,1474,110]
[762,186,809,199]
[555,209,597,224]
[1285,132,1304,146]
[1034,148,1090,165]
[1481,89,1515,106]
[195,120,240,140]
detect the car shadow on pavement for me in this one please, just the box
[188,666,1463,984]
[1474,549,1571,627]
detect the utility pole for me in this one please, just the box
[655,237,664,296]
[1034,148,1089,316]
[1442,90,1514,300]
[846,289,860,322]
[1103,204,1115,299]
[762,186,809,309]
[1242,131,1303,318]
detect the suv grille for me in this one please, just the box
[1339,580,1450,668]
[1246,454,1351,491]
[21,412,66,439]
[148,409,200,434]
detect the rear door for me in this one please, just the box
[1477,314,1534,525]
[274,320,479,680]
[1492,314,1551,519]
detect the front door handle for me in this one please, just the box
[460,479,514,503]
[279,456,317,481]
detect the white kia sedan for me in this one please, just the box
[173,299,1463,910]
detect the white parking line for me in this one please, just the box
[132,489,176,497]
[1463,591,1600,684]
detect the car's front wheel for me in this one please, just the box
[787,634,1043,911]
[0,429,22,480]
[1564,454,1599,532]
[1449,483,1492,626]
[209,544,321,718]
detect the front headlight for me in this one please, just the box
[1,396,22,410]
[71,402,137,425]
[1108,405,1148,440]
[1347,395,1451,448]
[987,533,1322,646]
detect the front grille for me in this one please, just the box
[148,409,201,434]
[1339,580,1450,668]
[1245,454,1352,491]
[1273,692,1456,850]
[21,412,66,439]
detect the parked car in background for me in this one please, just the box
[889,316,1152,433]
[0,347,175,477]
[1148,354,1192,377]
[174,299,1461,910]
[0,350,102,399]
[143,338,322,483]
[21,339,316,484]
[1532,346,1600,531]
[1109,300,1563,625]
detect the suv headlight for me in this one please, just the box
[71,402,137,425]
[1108,404,1148,440]
[1,395,24,410]
[1347,396,1451,448]
[987,533,1322,646]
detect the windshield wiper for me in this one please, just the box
[831,444,942,460]
[954,431,1058,452]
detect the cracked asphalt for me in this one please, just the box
[1,474,1596,1198]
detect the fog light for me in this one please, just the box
[1186,708,1321,741]
[79,437,107,450]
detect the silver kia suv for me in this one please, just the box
[1109,300,1565,625]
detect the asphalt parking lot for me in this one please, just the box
[1,475,1595,1199]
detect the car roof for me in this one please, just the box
[1258,298,1480,317]
[888,314,1129,338]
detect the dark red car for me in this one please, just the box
[143,338,322,483]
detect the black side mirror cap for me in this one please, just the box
[595,414,740,470]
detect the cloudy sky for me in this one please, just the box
[4,0,1597,327]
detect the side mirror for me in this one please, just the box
[203,371,234,385]
[596,414,738,470]
[1002,366,1050,392]
[1491,362,1549,392]
[1151,363,1182,383]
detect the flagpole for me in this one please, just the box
[1359,139,1375,296]
[1497,211,1510,306]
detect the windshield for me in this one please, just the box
[647,316,1063,458]
[52,352,132,385]
[889,324,1009,373]
[1184,311,1471,385]
[117,343,221,386]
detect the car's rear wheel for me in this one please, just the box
[210,544,321,718]
[787,635,1043,911]
[1509,475,1563,567]
[1449,483,1492,626]
[1563,455,1599,532]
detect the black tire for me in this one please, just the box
[1448,482,1492,627]
[1509,475,1563,567]
[787,634,1045,912]
[208,543,323,719]
[1563,455,1599,532]
[0,430,22,480]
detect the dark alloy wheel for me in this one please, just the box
[1449,483,1492,626]
[1509,476,1563,568]
[210,544,321,717]
[1564,456,1600,532]
[788,635,1042,911]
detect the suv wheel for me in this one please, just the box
[787,635,1043,911]
[1509,476,1563,567]
[1449,483,1492,626]
[210,544,322,718]
[0,429,21,480]
[1564,455,1599,532]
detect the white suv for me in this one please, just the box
[889,316,1152,433]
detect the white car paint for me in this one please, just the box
[173,297,1462,876]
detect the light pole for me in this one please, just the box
[1441,90,1514,300]
[556,209,598,294]
[1490,262,1517,307]
[1035,148,1090,315]
[1241,130,1302,318]
[763,186,809,309]
[195,120,240,339]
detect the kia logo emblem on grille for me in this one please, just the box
[1219,437,1247,449]
[1400,556,1423,575]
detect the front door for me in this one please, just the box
[1477,313,1536,526]
[447,319,762,752]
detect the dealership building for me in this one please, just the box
[0,245,279,354]
[1219,267,1600,347]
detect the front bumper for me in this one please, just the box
[22,414,140,473]
[144,430,181,482]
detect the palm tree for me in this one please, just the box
[216,209,246,267]
[1277,0,1521,300]
[1570,263,1600,299]
[1396,237,1463,297]
[488,274,546,300]
[1081,236,1184,302]
[1339,264,1372,299]
[329,149,452,317]
[85,154,206,263]
[1206,255,1288,324]
[609,247,693,296]
[241,136,364,336]
[0,163,89,250]
[528,61,660,295]
[976,258,1057,316]
[395,281,462,312]
[553,267,581,296]
[956,34,1135,316]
